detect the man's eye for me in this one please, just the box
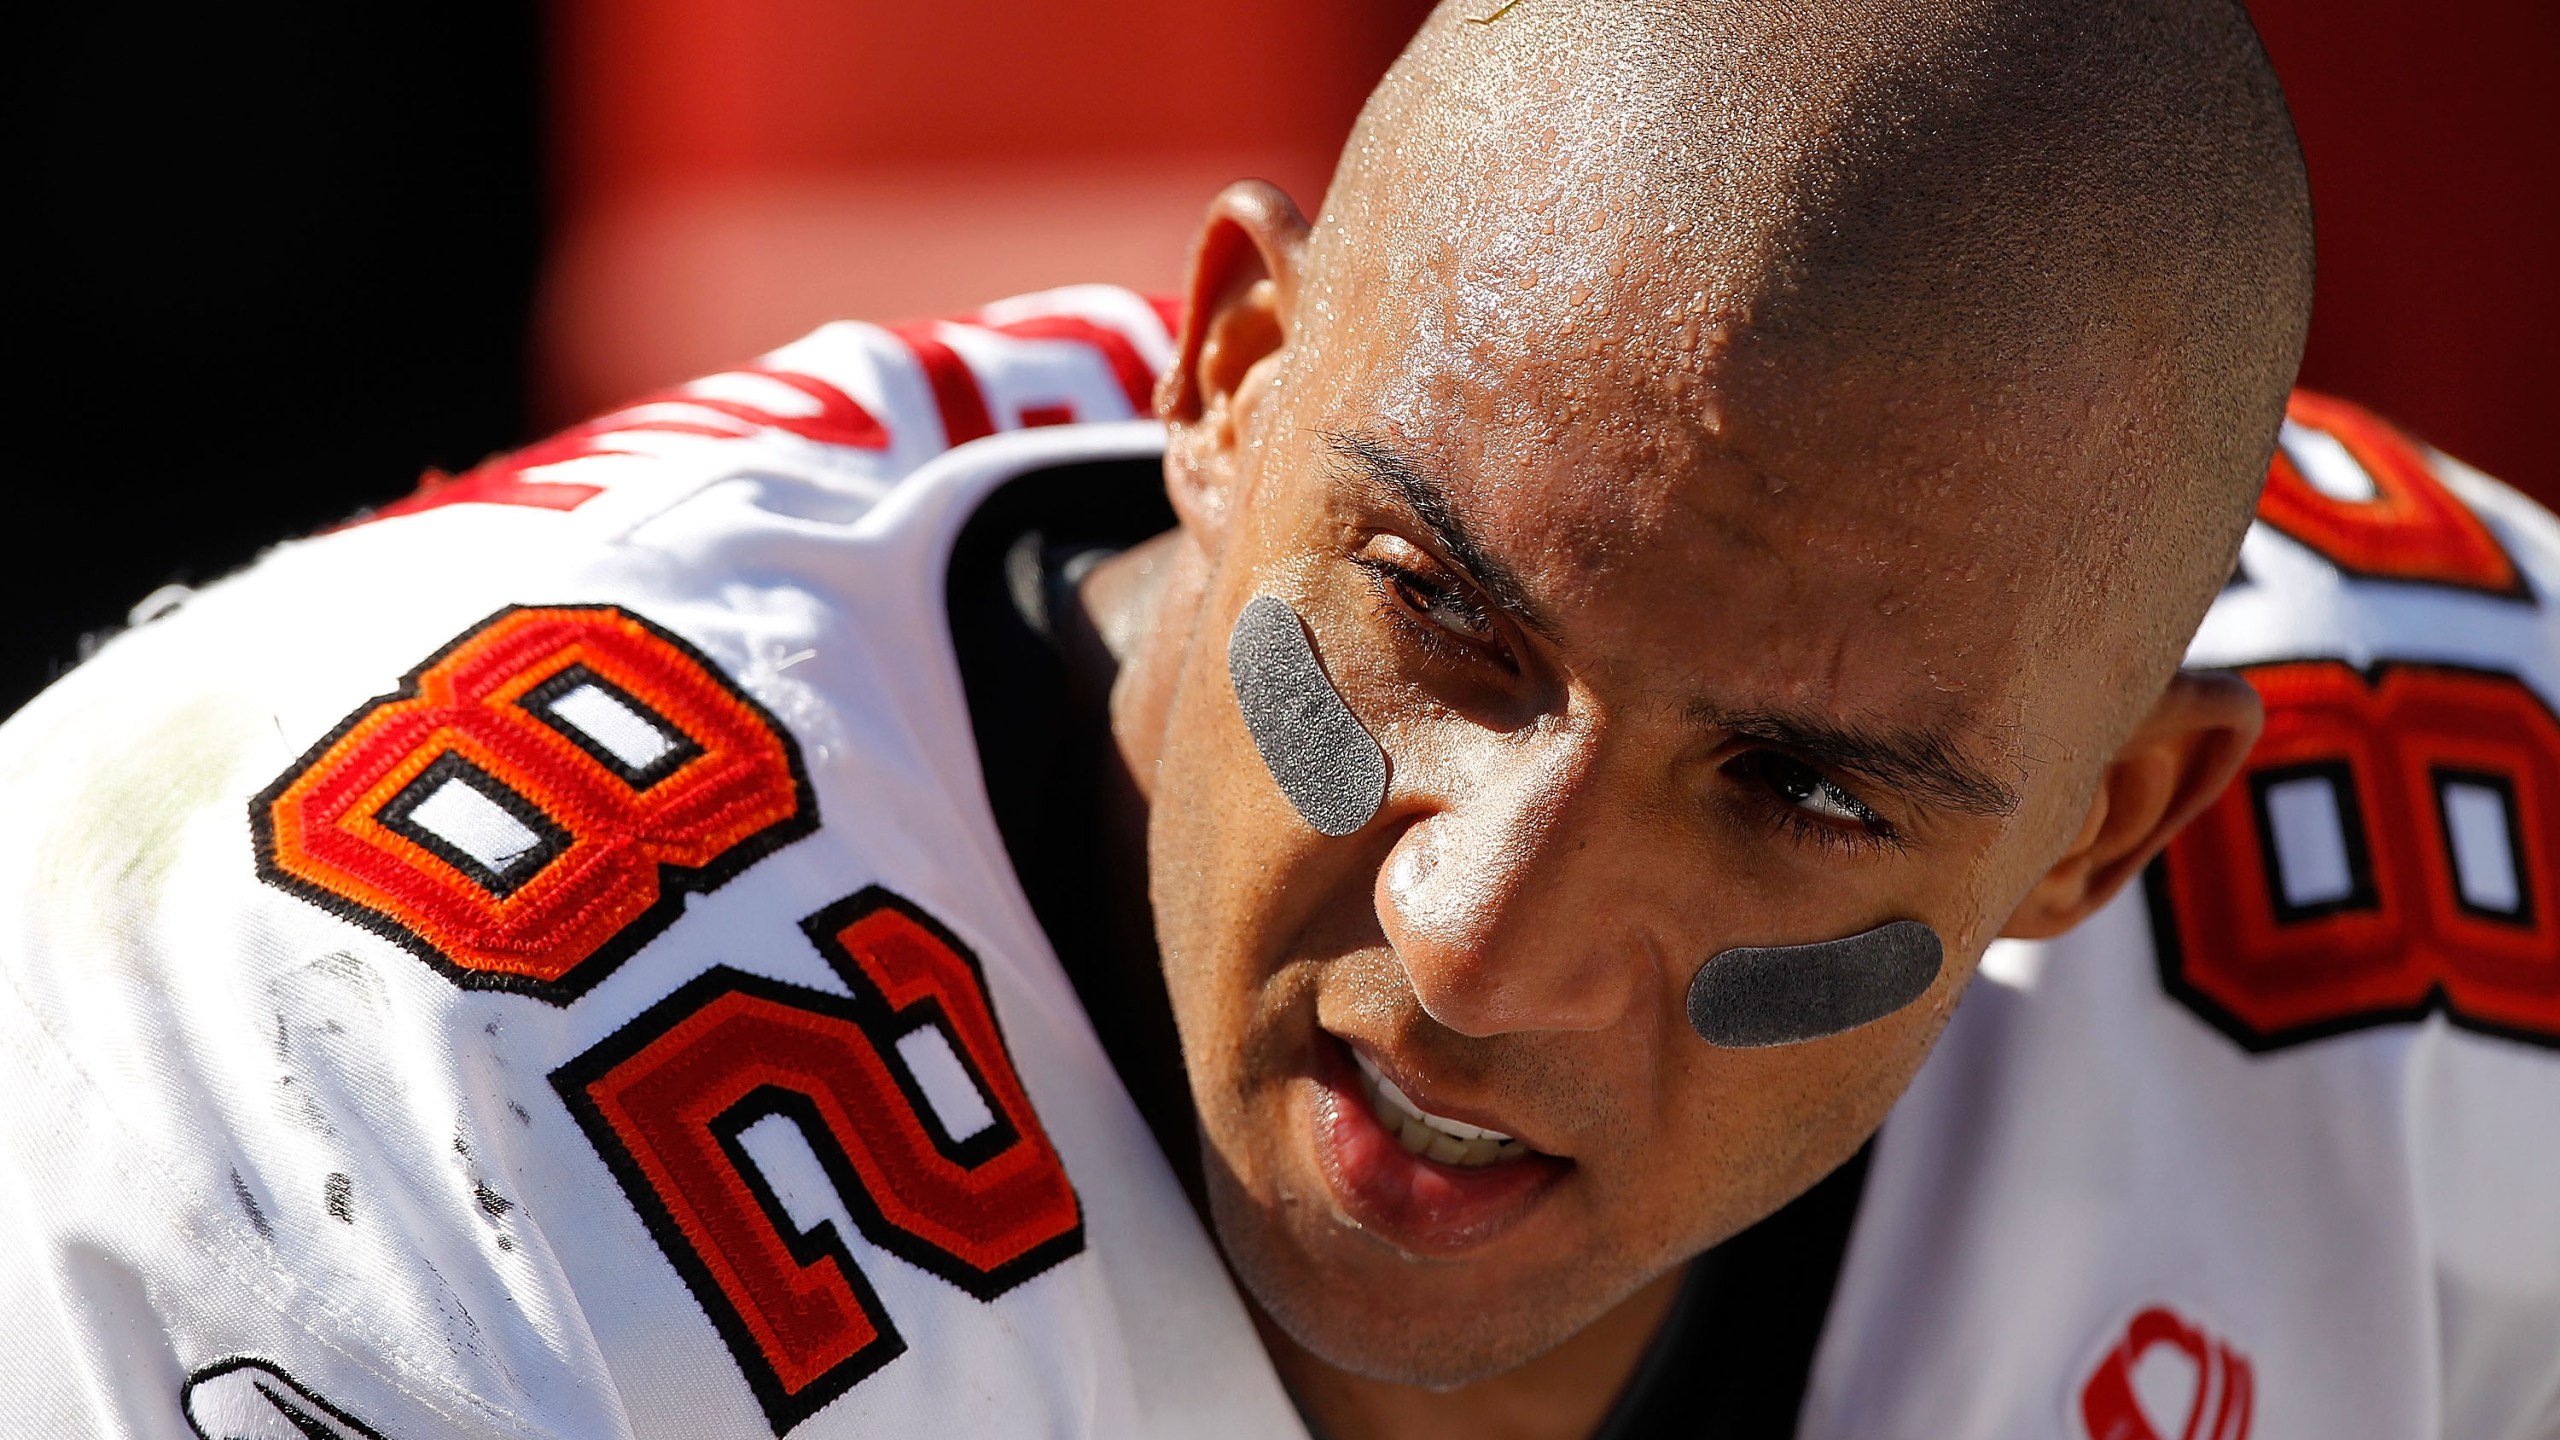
[1393,571,1498,643]
[1739,751,1887,830]
[1352,547,1509,664]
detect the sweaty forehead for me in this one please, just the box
[1308,75,2046,534]
[1308,3,1971,373]
[1296,0,2307,650]
[1300,175,2091,657]
[1267,0,2315,769]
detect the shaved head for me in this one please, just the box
[1309,0,2311,727]
[1118,0,2311,1409]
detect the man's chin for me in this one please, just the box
[1201,1158,1632,1391]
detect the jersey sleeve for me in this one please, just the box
[368,285,1180,532]
[0,586,619,1438]
[2130,395,2560,1439]
[0,293,1300,1440]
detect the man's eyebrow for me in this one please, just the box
[1322,429,2019,819]
[1699,704,2023,819]
[1322,429,1562,640]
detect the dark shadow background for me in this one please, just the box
[4,1,2552,719]
[6,4,543,710]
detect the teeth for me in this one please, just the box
[1351,1050,1529,1167]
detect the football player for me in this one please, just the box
[3,2,2554,1439]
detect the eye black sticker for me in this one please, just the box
[1228,595,1389,837]
[1687,920,1944,1047]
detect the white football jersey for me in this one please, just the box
[3,284,2555,1440]
[1804,399,2560,1440]
[0,288,1305,1438]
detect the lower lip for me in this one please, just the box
[1307,1038,1570,1256]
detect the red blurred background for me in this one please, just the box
[7,1,2552,713]
[535,0,1431,420]
[535,0,2559,503]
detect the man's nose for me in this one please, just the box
[1372,733,1659,1037]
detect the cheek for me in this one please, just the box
[1624,974,1967,1251]
[1144,669,1258,1030]
[1943,797,2089,952]
[1143,614,1345,1057]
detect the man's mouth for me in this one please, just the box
[1307,1034,1570,1255]
[1351,1048,1534,1167]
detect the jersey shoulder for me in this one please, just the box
[1806,394,2560,1440]
[2179,389,2560,1054]
[367,282,1177,537]
[0,307,1290,1438]
[2196,388,2560,681]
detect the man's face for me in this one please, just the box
[1142,219,2125,1383]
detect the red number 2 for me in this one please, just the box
[551,889,1084,1433]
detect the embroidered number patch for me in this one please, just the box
[2258,391,2523,596]
[253,605,816,1001]
[2149,661,2560,1049]
[552,888,1083,1433]
[183,1357,389,1440]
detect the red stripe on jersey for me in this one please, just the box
[369,419,740,521]
[370,368,885,522]
[982,315,1160,413]
[683,370,890,451]
[890,321,997,449]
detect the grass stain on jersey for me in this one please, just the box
[29,692,265,955]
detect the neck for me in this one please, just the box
[1259,1264,1689,1440]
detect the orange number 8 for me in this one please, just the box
[254,605,816,1001]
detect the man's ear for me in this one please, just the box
[1158,180,1309,553]
[2003,670,2264,939]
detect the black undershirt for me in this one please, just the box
[945,456,1872,1439]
